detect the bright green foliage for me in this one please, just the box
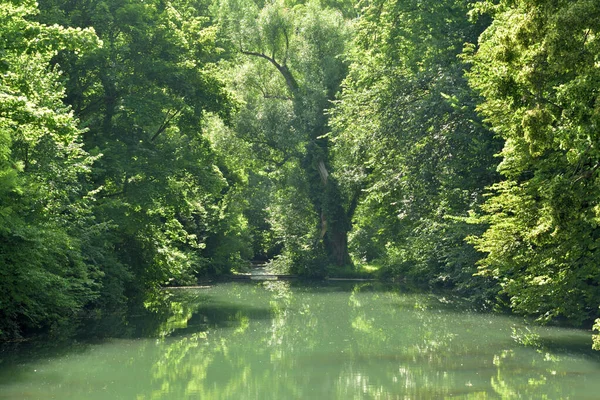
[468,0,600,324]
[37,0,239,293]
[330,0,500,295]
[0,0,100,337]
[203,115,280,262]
[215,0,353,271]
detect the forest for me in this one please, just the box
[1,0,599,349]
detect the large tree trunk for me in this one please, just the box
[325,225,351,266]
[305,146,352,267]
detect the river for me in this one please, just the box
[1,281,599,399]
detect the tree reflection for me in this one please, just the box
[1,282,599,399]
[141,282,600,399]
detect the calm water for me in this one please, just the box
[1,281,599,399]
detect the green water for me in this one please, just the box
[1,281,599,399]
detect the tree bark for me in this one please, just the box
[327,227,351,266]
[304,149,352,266]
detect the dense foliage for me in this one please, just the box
[1,0,239,338]
[213,0,354,272]
[330,0,501,299]
[38,0,241,290]
[0,0,100,338]
[467,0,600,327]
[1,0,598,346]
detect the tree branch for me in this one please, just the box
[346,187,362,220]
[240,49,299,94]
[317,160,329,185]
[151,106,184,142]
[583,29,591,48]
[282,28,290,66]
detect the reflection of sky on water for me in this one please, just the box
[1,281,599,399]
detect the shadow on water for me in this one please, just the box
[167,302,274,337]
[0,282,276,370]
[524,330,600,362]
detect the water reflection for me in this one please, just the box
[1,282,599,399]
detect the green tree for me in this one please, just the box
[37,0,240,294]
[330,0,500,294]
[216,0,353,270]
[467,0,600,326]
[0,0,100,337]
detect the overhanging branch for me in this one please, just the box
[240,49,299,95]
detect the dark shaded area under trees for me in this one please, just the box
[1,0,599,348]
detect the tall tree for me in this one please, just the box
[330,0,500,294]
[0,0,100,337]
[37,0,238,293]
[216,0,353,269]
[467,0,600,325]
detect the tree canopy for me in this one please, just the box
[0,0,99,337]
[467,0,600,326]
[1,0,599,347]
